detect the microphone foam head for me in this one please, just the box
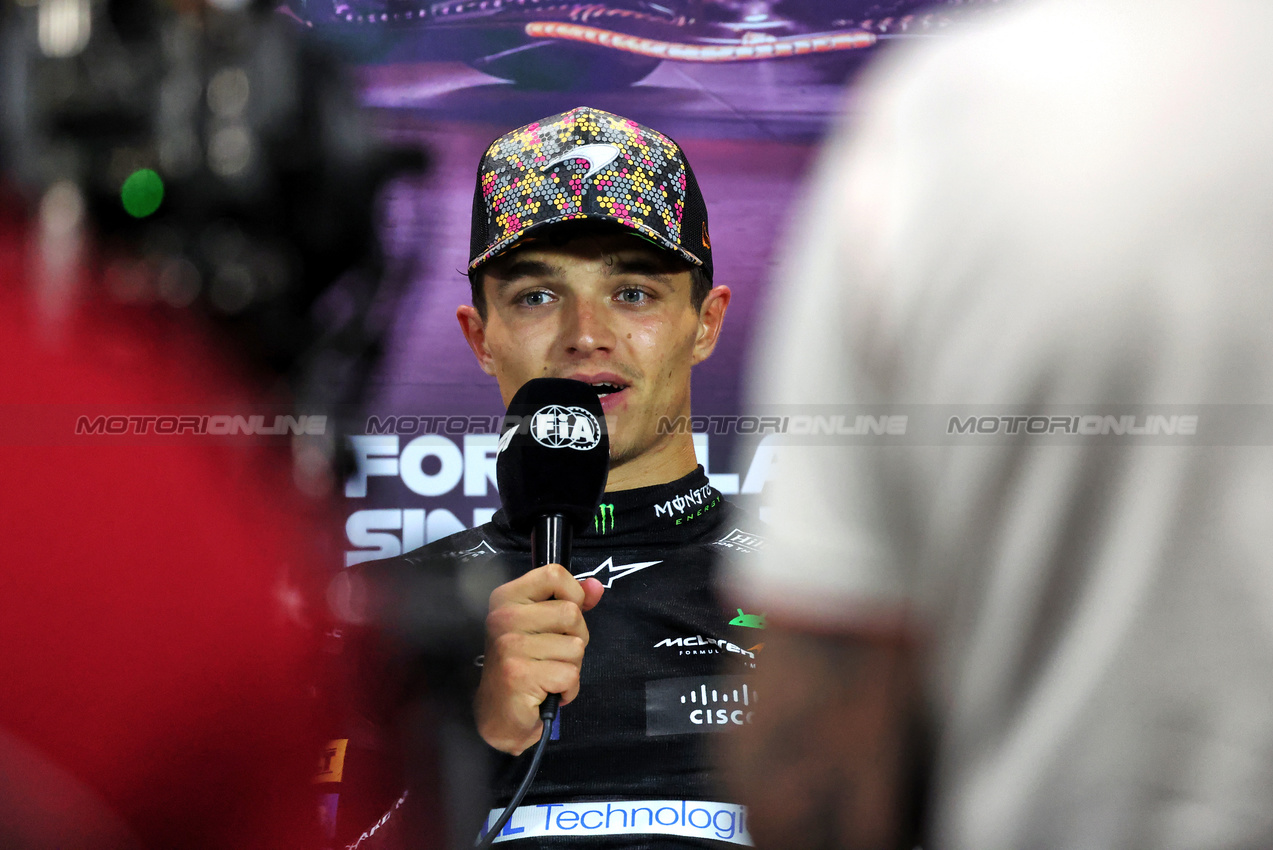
[496,378,610,533]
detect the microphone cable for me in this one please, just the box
[342,696,556,850]
[475,694,561,850]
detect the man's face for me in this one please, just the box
[457,229,728,475]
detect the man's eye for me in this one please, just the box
[520,290,552,307]
[617,288,648,304]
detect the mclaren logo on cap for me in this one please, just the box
[531,404,601,450]
[542,144,622,180]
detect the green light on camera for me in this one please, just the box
[120,169,164,218]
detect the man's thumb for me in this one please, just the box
[579,577,605,611]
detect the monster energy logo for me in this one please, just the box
[594,503,616,534]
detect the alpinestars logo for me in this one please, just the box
[531,405,601,451]
[594,503,616,534]
[449,539,498,563]
[542,143,621,180]
[574,557,661,588]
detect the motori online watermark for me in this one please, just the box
[39,406,1273,446]
[353,408,1232,444]
[657,414,909,436]
[651,408,1224,443]
[356,410,1212,441]
[946,414,1197,436]
[364,414,503,435]
[73,414,327,436]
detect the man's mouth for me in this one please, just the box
[567,375,632,411]
[588,382,627,398]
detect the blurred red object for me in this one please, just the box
[0,202,332,850]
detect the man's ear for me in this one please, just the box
[691,285,732,365]
[456,305,497,376]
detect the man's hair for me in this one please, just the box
[467,223,713,318]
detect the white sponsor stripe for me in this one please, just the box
[478,799,752,845]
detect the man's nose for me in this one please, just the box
[562,297,616,355]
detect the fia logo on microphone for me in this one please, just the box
[531,405,601,451]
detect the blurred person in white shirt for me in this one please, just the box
[722,2,1273,848]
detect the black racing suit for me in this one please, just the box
[333,467,767,850]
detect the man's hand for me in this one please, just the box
[475,564,605,755]
[719,625,917,850]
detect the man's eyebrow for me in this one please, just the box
[489,259,561,292]
[605,255,679,282]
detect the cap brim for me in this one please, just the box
[469,213,704,273]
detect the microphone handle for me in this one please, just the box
[531,513,571,718]
[531,513,571,570]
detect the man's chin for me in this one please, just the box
[606,443,638,471]
[605,434,653,478]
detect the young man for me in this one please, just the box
[341,107,766,849]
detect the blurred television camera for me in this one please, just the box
[0,0,425,417]
[0,7,475,847]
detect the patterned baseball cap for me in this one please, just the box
[469,106,712,280]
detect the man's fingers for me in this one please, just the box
[489,563,585,609]
[476,564,597,756]
[532,660,582,706]
[579,577,605,611]
[487,598,590,641]
[475,657,580,755]
[498,659,583,714]
[490,632,586,666]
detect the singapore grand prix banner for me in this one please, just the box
[280,0,1010,565]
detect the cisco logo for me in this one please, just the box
[645,675,756,736]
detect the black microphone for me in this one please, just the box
[496,377,610,717]
[496,376,610,560]
[475,379,609,849]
